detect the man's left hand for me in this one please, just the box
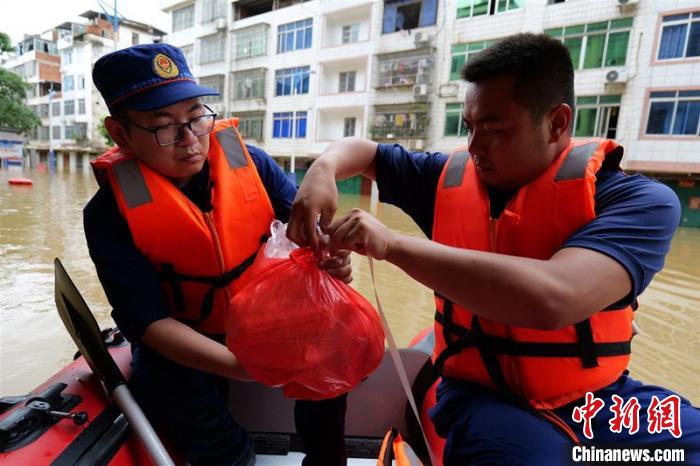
[319,249,353,284]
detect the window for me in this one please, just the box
[548,0,566,3]
[277,18,312,53]
[181,44,194,66]
[52,102,61,116]
[173,4,195,32]
[338,71,356,93]
[343,117,356,137]
[573,95,621,139]
[273,111,307,138]
[132,32,139,45]
[52,126,61,140]
[199,75,224,103]
[77,75,85,90]
[200,33,225,64]
[78,99,86,114]
[25,85,37,99]
[371,106,429,139]
[450,41,494,81]
[64,125,75,139]
[75,123,87,140]
[236,113,264,140]
[383,0,438,34]
[658,11,700,60]
[201,0,226,23]
[342,24,360,44]
[11,61,37,79]
[275,66,311,96]
[377,55,432,87]
[38,104,49,118]
[646,90,700,136]
[232,68,266,99]
[37,126,49,141]
[444,103,469,137]
[235,25,268,59]
[64,100,75,115]
[456,0,522,19]
[62,50,72,65]
[545,18,633,69]
[63,75,74,91]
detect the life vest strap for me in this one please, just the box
[434,310,631,361]
[160,246,260,327]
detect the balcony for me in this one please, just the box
[231,24,270,61]
[376,53,434,89]
[369,104,430,145]
[233,111,265,142]
[229,68,267,113]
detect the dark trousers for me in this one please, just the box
[430,372,700,466]
[128,343,347,466]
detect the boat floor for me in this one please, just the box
[257,453,375,465]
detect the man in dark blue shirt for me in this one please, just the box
[85,44,351,466]
[288,34,699,465]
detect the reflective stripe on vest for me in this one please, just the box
[432,139,634,410]
[91,118,274,334]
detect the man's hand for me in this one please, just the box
[288,160,338,251]
[327,209,397,260]
[319,249,353,284]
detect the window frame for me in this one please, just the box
[275,66,311,97]
[172,4,195,32]
[342,24,360,44]
[456,0,522,19]
[234,25,269,59]
[444,102,469,137]
[232,68,267,100]
[572,95,622,139]
[343,117,357,137]
[338,71,357,93]
[276,18,313,54]
[655,9,700,63]
[199,32,226,64]
[272,111,308,138]
[545,18,633,70]
[642,88,700,138]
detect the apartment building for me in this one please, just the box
[3,34,61,162]
[50,11,166,166]
[3,11,165,168]
[149,1,700,225]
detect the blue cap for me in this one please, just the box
[92,43,218,112]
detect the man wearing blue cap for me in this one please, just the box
[85,43,350,466]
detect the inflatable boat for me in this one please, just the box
[0,259,444,465]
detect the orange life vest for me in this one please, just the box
[91,118,274,334]
[432,139,634,410]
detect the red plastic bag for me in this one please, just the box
[227,227,385,400]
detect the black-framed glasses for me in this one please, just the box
[118,105,218,146]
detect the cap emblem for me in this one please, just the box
[152,53,179,78]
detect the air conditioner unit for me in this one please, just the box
[617,0,639,11]
[414,32,431,48]
[413,84,428,98]
[605,68,628,84]
[215,18,227,30]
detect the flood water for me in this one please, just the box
[1,168,698,406]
